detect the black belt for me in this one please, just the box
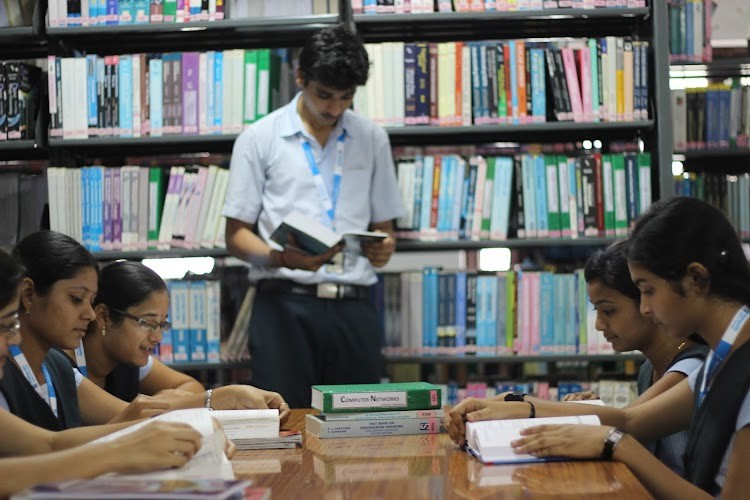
[257,279,370,300]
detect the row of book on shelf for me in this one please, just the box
[375,268,614,356]
[47,165,229,252]
[667,0,713,63]
[351,0,647,14]
[394,150,653,241]
[671,81,750,152]
[46,0,339,27]
[0,61,42,141]
[674,171,750,239]
[354,37,650,127]
[47,49,295,139]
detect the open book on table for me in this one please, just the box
[210,409,300,450]
[270,210,386,256]
[90,408,234,480]
[465,415,600,465]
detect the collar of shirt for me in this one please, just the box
[278,92,352,143]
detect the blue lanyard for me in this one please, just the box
[74,342,87,377]
[697,305,750,407]
[9,344,59,418]
[301,132,346,228]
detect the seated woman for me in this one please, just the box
[448,197,750,498]
[68,259,289,421]
[0,248,204,497]
[2,230,286,431]
[504,240,706,474]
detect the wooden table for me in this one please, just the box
[232,409,652,499]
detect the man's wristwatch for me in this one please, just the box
[601,428,625,459]
[504,392,527,402]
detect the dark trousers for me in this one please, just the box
[248,291,382,408]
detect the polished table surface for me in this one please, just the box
[232,409,653,499]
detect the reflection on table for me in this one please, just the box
[231,409,652,499]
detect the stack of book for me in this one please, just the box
[305,382,443,438]
[211,409,302,450]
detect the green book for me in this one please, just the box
[147,167,167,249]
[311,382,442,413]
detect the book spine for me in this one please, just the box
[321,409,444,421]
[308,415,441,438]
[317,388,441,413]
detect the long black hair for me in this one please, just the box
[94,260,167,326]
[12,231,98,296]
[626,197,750,305]
[584,240,640,301]
[0,249,25,308]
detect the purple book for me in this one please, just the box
[112,168,122,250]
[181,52,199,135]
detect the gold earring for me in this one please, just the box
[25,305,31,314]
[102,324,106,337]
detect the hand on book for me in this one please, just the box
[361,231,395,268]
[211,417,237,459]
[211,385,290,424]
[107,394,172,424]
[108,421,203,473]
[511,424,613,460]
[446,398,534,446]
[280,232,344,272]
[562,391,599,401]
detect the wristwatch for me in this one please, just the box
[601,428,625,459]
[504,392,527,402]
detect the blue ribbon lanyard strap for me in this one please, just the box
[301,132,346,228]
[9,344,59,418]
[697,305,750,407]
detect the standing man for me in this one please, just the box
[222,25,405,408]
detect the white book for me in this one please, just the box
[232,49,245,133]
[137,167,149,250]
[75,58,88,138]
[170,171,198,247]
[72,168,83,244]
[132,55,141,137]
[466,415,600,464]
[202,168,229,248]
[157,166,185,250]
[213,217,227,249]
[60,58,76,138]
[198,52,208,134]
[210,409,279,441]
[393,41,405,127]
[193,165,218,249]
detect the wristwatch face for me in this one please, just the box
[504,392,526,402]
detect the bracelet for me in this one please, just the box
[205,389,213,411]
[527,401,536,418]
[601,428,625,459]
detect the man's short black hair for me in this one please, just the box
[298,24,370,89]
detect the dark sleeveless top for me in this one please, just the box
[59,347,141,403]
[0,348,81,430]
[684,340,750,495]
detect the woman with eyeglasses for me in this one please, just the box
[67,260,289,421]
[0,248,205,497]
[2,230,287,431]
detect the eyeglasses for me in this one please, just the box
[109,307,172,333]
[0,314,20,340]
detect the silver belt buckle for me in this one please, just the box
[316,282,339,299]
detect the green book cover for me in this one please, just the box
[311,382,441,413]
[147,167,167,249]
[480,157,496,237]
[544,154,561,237]
[557,155,571,237]
[611,154,628,237]
[637,152,652,214]
[163,0,177,21]
[255,49,280,121]
[504,270,516,350]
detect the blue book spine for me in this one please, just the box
[685,2,694,60]
[706,88,719,149]
[422,268,436,349]
[477,43,488,121]
[530,48,546,122]
[509,41,519,124]
[486,275,497,352]
[118,56,133,137]
[475,276,486,348]
[404,43,417,125]
[414,43,430,125]
[490,156,513,239]
[149,57,163,137]
[450,157,465,238]
[455,272,467,348]
[213,51,223,132]
[534,154,549,236]
[522,154,537,237]
[170,281,191,363]
[91,167,103,251]
[118,0,135,24]
[538,272,554,353]
[188,281,208,362]
[461,159,478,239]
[470,44,482,122]
[81,167,90,250]
[86,55,98,131]
[106,0,119,24]
[436,156,450,235]
[719,88,730,148]
[624,153,639,223]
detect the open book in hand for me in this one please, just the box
[209,409,300,449]
[270,210,386,256]
[465,415,601,465]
